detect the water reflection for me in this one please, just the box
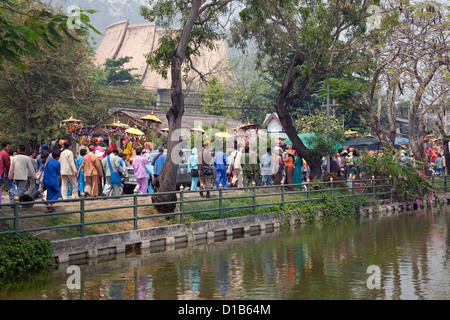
[1,211,449,300]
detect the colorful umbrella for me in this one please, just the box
[60,116,83,134]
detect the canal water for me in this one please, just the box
[0,210,449,300]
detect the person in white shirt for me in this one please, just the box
[8,145,36,199]
[229,143,243,188]
[59,141,78,199]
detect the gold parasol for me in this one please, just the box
[140,108,162,138]
[160,127,170,132]
[240,118,260,132]
[344,129,359,135]
[191,125,206,133]
[126,126,145,136]
[60,116,83,134]
[215,131,234,138]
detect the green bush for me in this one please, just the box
[0,233,54,278]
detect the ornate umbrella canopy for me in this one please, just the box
[240,119,260,132]
[140,109,162,137]
[215,131,234,138]
[71,126,94,141]
[191,125,206,134]
[344,129,359,135]
[102,119,130,140]
[125,126,146,142]
[60,116,83,134]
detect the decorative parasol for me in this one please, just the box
[160,127,170,133]
[71,126,94,141]
[191,125,206,134]
[125,126,146,142]
[344,129,359,135]
[215,130,234,138]
[240,118,260,132]
[140,108,162,137]
[60,116,83,134]
[102,118,130,141]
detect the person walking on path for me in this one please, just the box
[214,147,228,188]
[293,151,304,189]
[133,148,150,194]
[59,141,78,199]
[199,143,214,198]
[0,141,15,203]
[76,148,87,194]
[151,146,166,179]
[43,150,61,213]
[8,145,36,199]
[188,147,199,191]
[229,144,243,188]
[77,149,103,197]
[102,149,121,196]
[260,147,273,186]
[283,149,295,190]
[26,150,38,196]
[272,147,284,186]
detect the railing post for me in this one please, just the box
[179,185,184,224]
[330,177,334,196]
[219,183,223,219]
[444,170,447,192]
[389,175,393,204]
[306,178,310,201]
[80,192,86,237]
[352,174,356,199]
[252,181,256,216]
[13,195,19,235]
[281,180,285,211]
[133,187,138,230]
[372,175,375,199]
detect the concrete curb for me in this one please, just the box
[51,196,450,263]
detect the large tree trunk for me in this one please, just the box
[151,0,202,213]
[274,58,322,180]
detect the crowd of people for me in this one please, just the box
[0,140,138,212]
[1,137,446,212]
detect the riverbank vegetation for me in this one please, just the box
[0,229,54,279]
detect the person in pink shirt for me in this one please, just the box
[132,148,149,194]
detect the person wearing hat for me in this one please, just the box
[272,146,284,186]
[283,149,295,190]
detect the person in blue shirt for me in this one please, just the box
[43,149,61,213]
[151,146,166,177]
[188,148,199,191]
[214,147,227,188]
[76,148,86,194]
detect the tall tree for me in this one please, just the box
[230,0,380,179]
[0,1,105,150]
[140,0,234,212]
[202,76,227,116]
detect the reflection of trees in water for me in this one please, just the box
[1,212,448,300]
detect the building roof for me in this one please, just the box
[94,20,236,94]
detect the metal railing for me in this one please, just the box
[0,174,447,239]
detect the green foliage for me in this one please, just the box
[0,0,100,71]
[101,56,141,86]
[357,145,437,203]
[202,76,226,116]
[0,233,54,278]
[296,109,345,161]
